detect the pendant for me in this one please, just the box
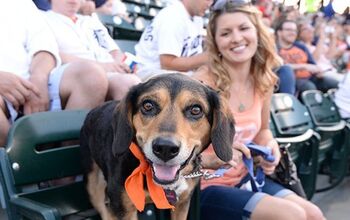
[164,189,177,205]
[238,103,245,112]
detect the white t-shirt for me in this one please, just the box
[335,72,350,118]
[135,0,204,79]
[44,11,119,63]
[0,0,60,79]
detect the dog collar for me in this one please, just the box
[125,143,175,211]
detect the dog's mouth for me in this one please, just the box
[150,148,195,185]
[152,164,181,184]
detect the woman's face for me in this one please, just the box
[214,12,258,65]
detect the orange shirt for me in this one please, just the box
[201,92,263,189]
[279,46,311,79]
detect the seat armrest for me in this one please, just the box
[317,120,346,132]
[275,129,320,144]
[11,197,60,220]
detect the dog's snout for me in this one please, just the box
[152,138,180,162]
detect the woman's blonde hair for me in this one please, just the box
[206,4,281,98]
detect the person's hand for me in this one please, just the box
[230,142,251,167]
[100,61,131,73]
[23,76,50,115]
[0,71,40,109]
[300,64,323,77]
[257,140,281,175]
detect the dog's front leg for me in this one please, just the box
[106,183,138,220]
[171,199,191,220]
[87,162,117,220]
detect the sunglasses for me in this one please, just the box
[210,0,251,11]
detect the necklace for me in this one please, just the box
[238,103,245,112]
[233,79,251,112]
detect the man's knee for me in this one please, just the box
[80,62,109,92]
[108,74,141,100]
[61,61,108,95]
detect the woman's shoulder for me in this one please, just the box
[192,65,217,89]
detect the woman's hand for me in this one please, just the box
[258,140,281,175]
[230,142,251,167]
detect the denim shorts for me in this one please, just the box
[200,177,294,220]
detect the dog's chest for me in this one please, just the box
[145,177,190,205]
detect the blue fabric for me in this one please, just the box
[322,2,335,18]
[200,178,294,220]
[32,0,51,11]
[246,143,275,163]
[243,143,275,192]
[94,0,107,8]
[276,65,296,95]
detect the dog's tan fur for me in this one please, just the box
[87,162,116,220]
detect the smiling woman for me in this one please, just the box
[192,1,326,220]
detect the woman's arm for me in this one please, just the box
[192,65,216,88]
[253,89,280,174]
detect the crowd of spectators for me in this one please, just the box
[1,0,350,219]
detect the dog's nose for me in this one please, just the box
[152,137,180,162]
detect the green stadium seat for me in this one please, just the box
[0,110,96,219]
[115,39,138,54]
[301,90,350,192]
[270,93,320,199]
[98,14,143,40]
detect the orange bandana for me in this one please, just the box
[125,143,175,211]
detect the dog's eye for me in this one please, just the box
[141,100,159,116]
[190,105,202,115]
[185,104,203,120]
[143,101,153,111]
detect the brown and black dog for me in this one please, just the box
[80,73,235,220]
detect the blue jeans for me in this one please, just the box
[200,177,294,220]
[276,65,296,95]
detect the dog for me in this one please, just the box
[80,73,235,220]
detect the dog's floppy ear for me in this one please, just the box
[111,86,139,156]
[210,91,235,162]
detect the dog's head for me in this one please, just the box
[112,73,234,185]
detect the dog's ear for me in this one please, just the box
[209,91,235,162]
[111,86,139,156]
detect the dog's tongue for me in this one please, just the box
[153,164,180,181]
